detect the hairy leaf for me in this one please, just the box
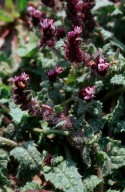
[10,141,42,181]
[43,159,84,192]
[83,175,102,192]
[19,182,41,192]
[99,137,125,173]
[0,149,10,186]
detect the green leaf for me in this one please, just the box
[108,96,124,126]
[9,99,28,123]
[93,0,114,11]
[83,175,102,192]
[19,182,41,192]
[10,141,42,181]
[43,159,84,192]
[0,84,10,99]
[0,10,14,22]
[114,121,125,133]
[110,75,125,86]
[18,40,38,58]
[54,105,63,113]
[18,0,29,12]
[5,0,15,11]
[99,137,125,172]
[0,149,10,186]
[111,37,125,52]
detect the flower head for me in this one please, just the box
[13,72,29,88]
[78,86,95,101]
[65,26,83,63]
[27,5,35,15]
[97,58,110,77]
[46,66,63,83]
[13,73,42,116]
[39,19,56,47]
[27,5,43,26]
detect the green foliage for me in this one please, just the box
[99,137,125,173]
[83,175,102,192]
[19,182,41,192]
[43,159,85,192]
[108,96,125,127]
[9,99,28,123]
[0,149,10,186]
[110,75,125,86]
[10,142,42,181]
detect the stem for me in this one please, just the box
[33,128,70,136]
[60,98,73,107]
[95,21,105,43]
[0,137,18,147]
[101,87,125,102]
[96,182,104,192]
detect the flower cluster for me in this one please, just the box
[65,26,83,63]
[88,57,110,77]
[13,72,42,116]
[81,1,95,36]
[78,86,95,101]
[13,73,72,130]
[46,66,63,83]
[65,0,81,26]
[64,0,95,36]
[39,19,56,47]
[27,5,43,26]
[97,58,110,76]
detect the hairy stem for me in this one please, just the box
[101,87,125,102]
[60,98,73,107]
[0,137,18,147]
[33,128,70,136]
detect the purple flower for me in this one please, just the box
[13,73,42,116]
[97,58,110,77]
[46,69,57,83]
[78,86,95,101]
[65,26,83,63]
[27,5,35,15]
[65,0,81,26]
[39,19,56,47]
[46,66,63,83]
[55,65,63,74]
[13,72,29,88]
[27,6,42,26]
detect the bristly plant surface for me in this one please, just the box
[0,0,125,191]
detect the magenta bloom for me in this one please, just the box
[46,66,63,83]
[27,5,35,15]
[78,86,95,101]
[46,69,57,83]
[13,73,41,116]
[65,0,81,26]
[97,58,110,77]
[27,5,42,26]
[65,26,83,63]
[13,72,29,88]
[39,19,56,47]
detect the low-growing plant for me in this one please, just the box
[0,0,125,191]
